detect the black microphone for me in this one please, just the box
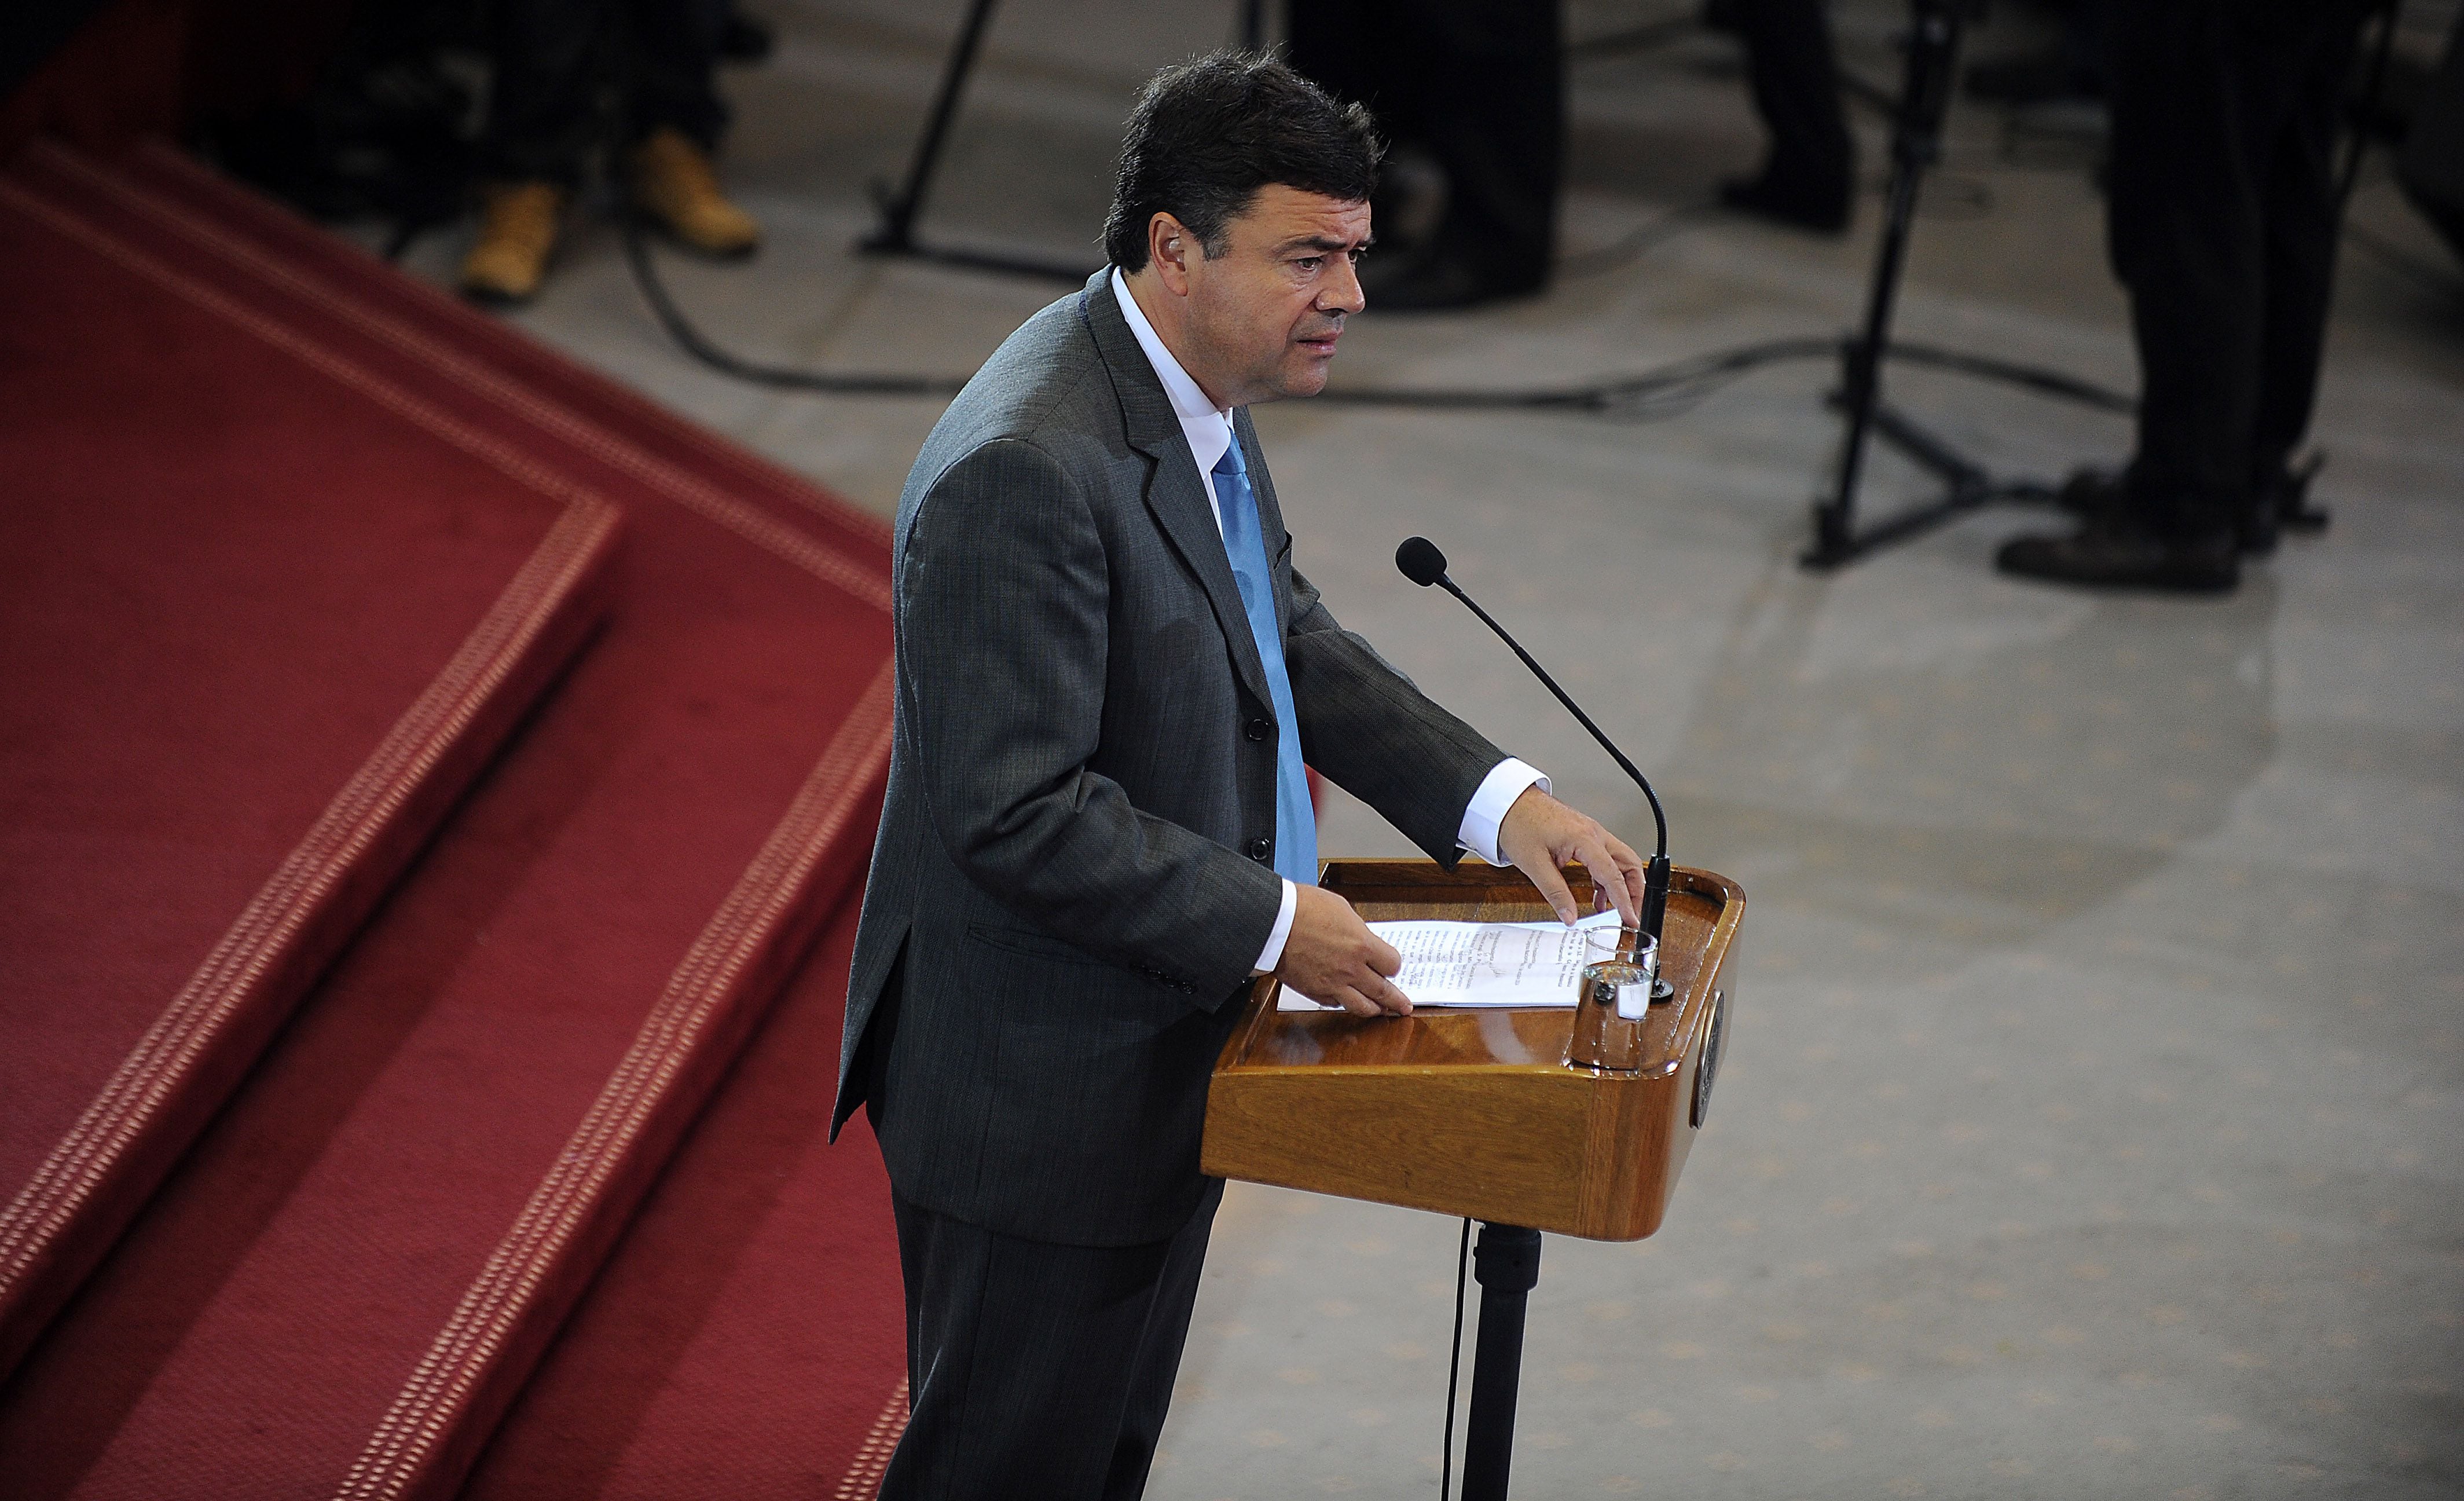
[1396,535,1673,942]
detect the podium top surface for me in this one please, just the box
[1220,859,1738,1079]
[1204,857,1744,1239]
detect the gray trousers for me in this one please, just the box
[861,972,1225,1500]
[876,1180,1224,1501]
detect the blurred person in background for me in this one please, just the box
[1286,0,1564,308]
[461,0,760,304]
[1709,0,1856,233]
[1996,0,2373,594]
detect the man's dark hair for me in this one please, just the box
[1103,51,1382,272]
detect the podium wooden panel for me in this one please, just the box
[1202,858,1743,1241]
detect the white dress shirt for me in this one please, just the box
[1109,269,1547,973]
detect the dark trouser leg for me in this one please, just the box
[1416,0,1563,291]
[1733,0,1852,213]
[1101,1178,1223,1500]
[1285,0,1406,134]
[626,0,730,149]
[878,1182,1225,1501]
[2250,6,2366,481]
[2107,0,2265,543]
[1291,0,1559,298]
[2063,0,2113,95]
[485,0,608,185]
[1288,0,1438,261]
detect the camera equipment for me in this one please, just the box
[860,0,1268,282]
[1800,0,2089,570]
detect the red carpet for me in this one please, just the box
[0,158,621,1377]
[461,900,910,1501]
[0,144,901,1501]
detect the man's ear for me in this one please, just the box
[1148,212,1194,298]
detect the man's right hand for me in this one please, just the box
[1274,884,1411,1017]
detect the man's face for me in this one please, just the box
[1176,185,1370,408]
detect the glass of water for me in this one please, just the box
[1565,924,1661,1073]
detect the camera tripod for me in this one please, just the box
[860,0,1268,281]
[1802,0,2066,570]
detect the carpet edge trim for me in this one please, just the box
[333,662,897,1501]
[0,494,622,1372]
[832,1379,912,1501]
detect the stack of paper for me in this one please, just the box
[1276,910,1625,1011]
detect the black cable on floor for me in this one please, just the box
[1553,201,1719,280]
[1883,342,2136,414]
[621,213,2137,416]
[1440,1217,1472,1501]
[619,215,969,397]
[1315,336,1840,413]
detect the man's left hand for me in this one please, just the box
[1495,786,1648,927]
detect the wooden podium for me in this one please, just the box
[1204,856,1744,1235]
[1201,856,1745,1499]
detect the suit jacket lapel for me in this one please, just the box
[1078,272,1273,707]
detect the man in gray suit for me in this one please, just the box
[832,52,1646,1500]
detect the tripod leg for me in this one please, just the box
[1460,1224,1542,1501]
[1803,1,1968,570]
[866,0,1003,252]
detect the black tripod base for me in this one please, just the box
[1801,401,2056,570]
[855,226,1095,284]
[853,0,1098,290]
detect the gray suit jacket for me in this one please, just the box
[834,270,1508,1246]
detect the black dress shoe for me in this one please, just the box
[2276,457,2330,534]
[2245,453,2330,557]
[1994,518,2240,595]
[2054,464,2126,521]
[2060,461,2322,558]
[1719,172,1851,235]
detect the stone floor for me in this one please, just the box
[371,2,2463,1495]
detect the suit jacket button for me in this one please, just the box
[1248,837,1271,861]
[1245,717,1270,742]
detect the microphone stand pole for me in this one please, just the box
[1461,1222,1542,1501]
[1406,538,1670,1498]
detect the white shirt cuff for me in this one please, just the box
[1458,758,1549,866]
[1252,877,1300,975]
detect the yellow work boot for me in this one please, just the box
[460,182,566,305]
[629,127,760,258]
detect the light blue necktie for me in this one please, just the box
[1212,437,1318,887]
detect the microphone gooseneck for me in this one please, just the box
[1396,536,1674,940]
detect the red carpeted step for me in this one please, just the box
[458,898,910,1501]
[0,168,621,1378]
[0,146,896,1501]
